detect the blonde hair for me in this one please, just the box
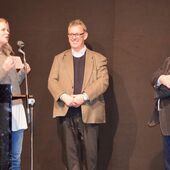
[68,19,87,32]
[0,18,14,56]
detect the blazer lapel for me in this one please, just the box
[64,50,74,85]
[82,49,94,90]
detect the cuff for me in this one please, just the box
[82,93,89,101]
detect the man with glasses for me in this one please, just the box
[48,19,109,170]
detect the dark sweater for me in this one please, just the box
[73,54,85,94]
[67,54,86,116]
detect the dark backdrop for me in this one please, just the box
[1,0,170,169]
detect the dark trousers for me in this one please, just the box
[163,136,170,170]
[60,113,99,170]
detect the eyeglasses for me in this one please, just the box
[68,32,84,38]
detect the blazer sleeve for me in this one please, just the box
[84,53,109,101]
[48,55,66,102]
[0,57,8,81]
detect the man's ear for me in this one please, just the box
[84,32,88,40]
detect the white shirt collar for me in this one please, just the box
[71,46,87,58]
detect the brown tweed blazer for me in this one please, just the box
[48,48,109,124]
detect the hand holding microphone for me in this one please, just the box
[22,63,31,74]
[17,40,31,74]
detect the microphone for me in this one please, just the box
[17,40,25,48]
[17,40,30,123]
[17,40,25,55]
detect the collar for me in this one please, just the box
[71,45,87,58]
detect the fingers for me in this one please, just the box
[60,94,74,106]
[24,63,31,73]
[60,94,85,107]
[21,63,31,73]
[72,94,84,107]
[159,75,170,88]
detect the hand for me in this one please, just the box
[60,93,74,107]
[159,75,170,88]
[23,63,31,73]
[72,94,85,108]
[2,56,15,72]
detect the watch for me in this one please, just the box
[82,93,89,101]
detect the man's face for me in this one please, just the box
[0,22,9,47]
[68,25,88,51]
